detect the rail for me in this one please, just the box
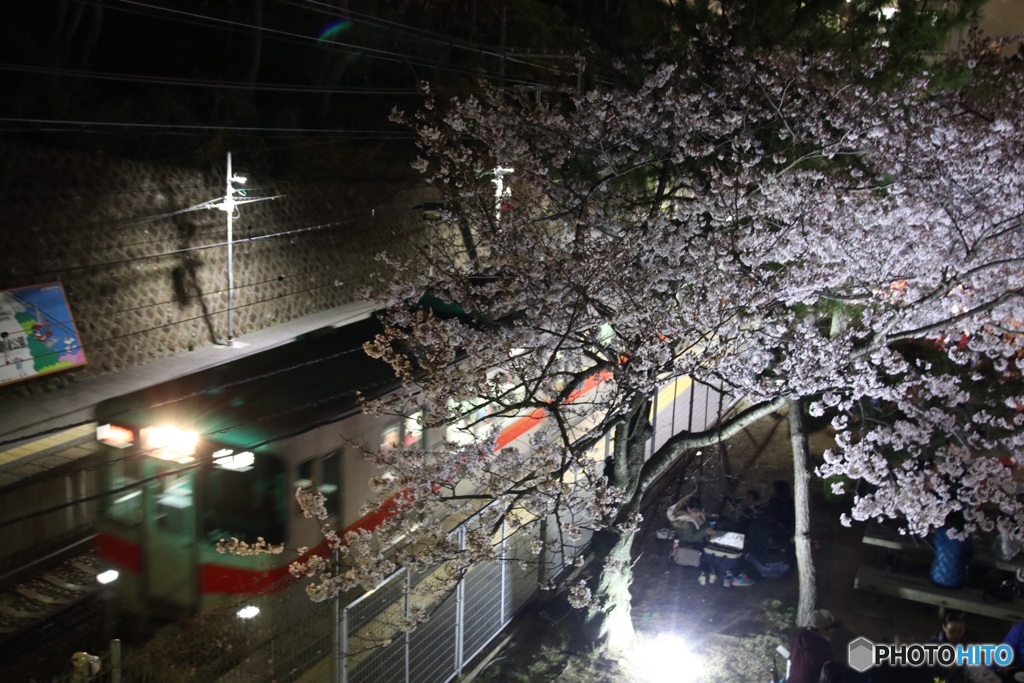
[0,534,99,643]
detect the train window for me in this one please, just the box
[320,452,340,516]
[102,454,143,524]
[381,424,401,453]
[297,459,314,490]
[404,411,424,449]
[293,454,340,518]
[445,419,475,446]
[156,475,193,535]
[202,453,286,545]
[445,398,496,445]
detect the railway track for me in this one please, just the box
[0,534,100,644]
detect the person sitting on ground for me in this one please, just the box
[745,514,793,580]
[667,495,715,548]
[724,489,763,533]
[788,609,840,683]
[703,529,755,587]
[667,496,742,584]
[921,611,969,683]
[762,480,796,534]
[992,621,1024,681]
[926,610,967,646]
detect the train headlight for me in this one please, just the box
[141,425,199,464]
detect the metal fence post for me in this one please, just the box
[404,569,411,683]
[340,602,349,683]
[649,385,659,458]
[455,528,466,675]
[110,639,121,683]
[500,517,508,625]
[333,548,343,683]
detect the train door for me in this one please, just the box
[142,464,198,614]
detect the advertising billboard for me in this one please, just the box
[0,282,87,387]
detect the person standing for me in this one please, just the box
[788,609,840,683]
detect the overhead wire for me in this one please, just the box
[97,0,554,87]
[0,116,419,137]
[0,0,583,114]
[6,200,425,281]
[0,159,425,249]
[292,0,585,79]
[0,62,430,96]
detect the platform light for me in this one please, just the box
[96,569,119,585]
[236,605,260,620]
[141,425,199,464]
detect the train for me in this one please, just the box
[92,307,729,621]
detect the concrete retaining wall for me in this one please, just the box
[0,141,435,399]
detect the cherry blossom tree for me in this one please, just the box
[281,38,1024,655]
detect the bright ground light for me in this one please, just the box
[631,633,704,682]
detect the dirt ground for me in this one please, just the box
[471,406,1019,682]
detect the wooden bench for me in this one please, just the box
[854,565,1024,622]
[863,523,1024,573]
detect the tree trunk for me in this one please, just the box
[788,396,818,628]
[581,526,637,655]
[579,404,648,655]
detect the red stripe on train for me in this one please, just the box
[199,495,414,594]
[95,531,143,574]
[494,370,611,450]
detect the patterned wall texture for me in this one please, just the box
[0,141,436,399]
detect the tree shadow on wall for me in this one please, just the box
[172,217,220,346]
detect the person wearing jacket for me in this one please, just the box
[666,496,714,548]
[788,609,840,683]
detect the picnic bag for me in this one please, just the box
[670,544,702,567]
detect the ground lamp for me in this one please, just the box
[631,632,704,682]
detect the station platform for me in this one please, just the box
[0,300,379,483]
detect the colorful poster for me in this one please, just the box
[0,282,87,387]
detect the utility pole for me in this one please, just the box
[213,152,279,345]
[491,166,514,223]
[225,152,240,344]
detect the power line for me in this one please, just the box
[0,62,428,96]
[293,0,583,79]
[7,202,424,281]
[0,116,417,137]
[97,0,554,87]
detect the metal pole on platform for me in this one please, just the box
[225,152,237,344]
